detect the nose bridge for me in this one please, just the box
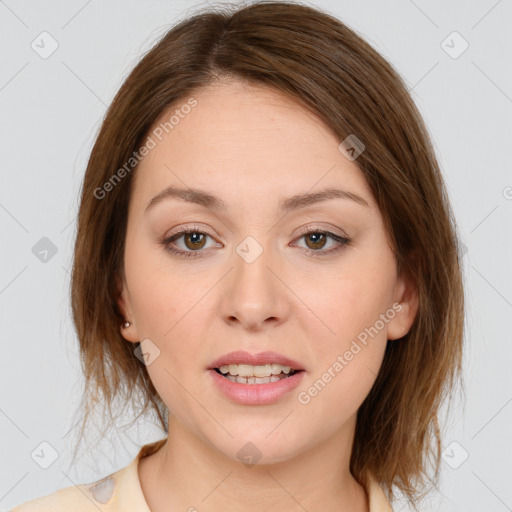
[222,233,287,328]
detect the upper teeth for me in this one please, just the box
[218,363,293,377]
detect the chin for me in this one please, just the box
[208,428,306,467]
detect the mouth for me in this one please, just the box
[208,362,306,405]
[212,364,304,385]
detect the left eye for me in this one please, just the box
[161,228,351,259]
[291,229,352,258]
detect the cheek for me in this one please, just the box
[294,257,393,402]
[144,357,198,429]
[124,238,208,363]
[124,236,182,335]
[297,275,390,417]
[302,266,393,346]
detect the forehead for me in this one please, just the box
[131,80,375,212]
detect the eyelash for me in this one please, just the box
[160,225,351,259]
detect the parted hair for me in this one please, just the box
[70,1,465,508]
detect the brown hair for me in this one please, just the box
[69,1,465,508]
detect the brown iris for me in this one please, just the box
[183,232,207,250]
[304,232,327,250]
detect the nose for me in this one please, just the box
[221,240,290,331]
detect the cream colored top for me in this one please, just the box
[11,439,393,511]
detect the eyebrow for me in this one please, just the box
[144,185,370,214]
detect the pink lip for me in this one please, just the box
[208,350,305,371]
[208,368,305,405]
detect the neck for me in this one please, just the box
[138,415,369,512]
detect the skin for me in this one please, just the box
[117,79,418,512]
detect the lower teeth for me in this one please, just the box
[222,373,291,384]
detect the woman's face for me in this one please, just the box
[118,80,417,464]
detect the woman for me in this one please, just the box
[12,1,464,511]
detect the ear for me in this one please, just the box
[115,273,140,344]
[387,266,419,341]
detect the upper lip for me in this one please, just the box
[208,351,305,371]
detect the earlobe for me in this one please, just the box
[115,274,140,343]
[387,269,419,341]
[120,319,140,343]
[119,313,140,344]
[387,303,411,340]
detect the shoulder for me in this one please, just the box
[9,439,166,512]
[10,471,120,512]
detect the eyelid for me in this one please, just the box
[162,224,218,243]
[294,223,350,239]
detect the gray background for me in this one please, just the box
[1,0,511,511]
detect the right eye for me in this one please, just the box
[161,227,220,258]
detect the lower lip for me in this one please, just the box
[208,369,305,405]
